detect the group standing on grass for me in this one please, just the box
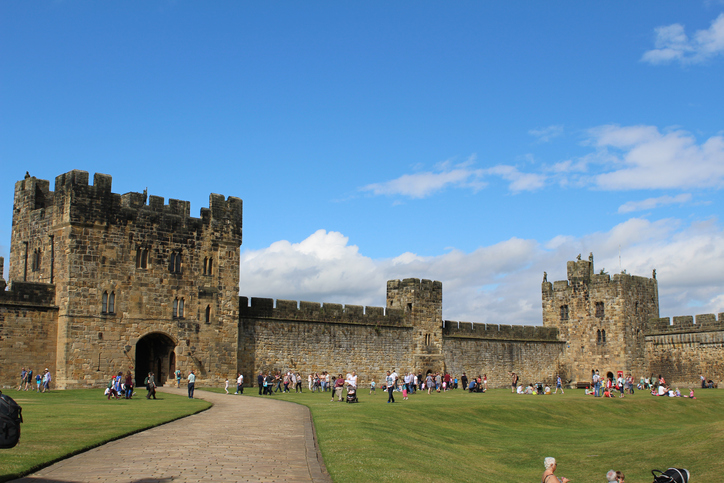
[17,367,52,392]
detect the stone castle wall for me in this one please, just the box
[644,314,724,386]
[442,321,564,387]
[2,170,722,391]
[0,281,58,386]
[542,254,659,384]
[8,171,243,388]
[238,296,412,386]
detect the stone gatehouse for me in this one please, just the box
[1,170,722,389]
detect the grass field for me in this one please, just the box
[0,388,210,482]
[215,386,724,482]
[1,386,722,482]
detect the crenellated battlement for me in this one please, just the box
[239,296,408,327]
[14,170,242,241]
[443,321,560,342]
[0,280,56,308]
[646,313,724,335]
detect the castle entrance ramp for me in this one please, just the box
[135,332,176,387]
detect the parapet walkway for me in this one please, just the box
[14,387,331,483]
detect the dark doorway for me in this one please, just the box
[135,333,176,387]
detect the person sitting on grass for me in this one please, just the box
[542,457,569,483]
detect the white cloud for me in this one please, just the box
[529,125,564,142]
[239,219,724,326]
[618,194,692,213]
[642,13,724,65]
[360,156,547,199]
[359,157,485,199]
[485,165,546,192]
[585,125,724,190]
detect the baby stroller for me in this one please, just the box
[652,468,689,483]
[346,386,358,403]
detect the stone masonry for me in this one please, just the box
[1,170,722,389]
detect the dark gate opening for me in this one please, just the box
[135,333,176,388]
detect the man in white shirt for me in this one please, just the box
[236,373,244,394]
[188,370,196,399]
[387,370,398,403]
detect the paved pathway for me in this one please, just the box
[13,388,331,483]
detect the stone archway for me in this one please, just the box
[135,332,176,387]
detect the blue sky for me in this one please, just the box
[1,2,723,325]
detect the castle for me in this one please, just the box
[1,170,722,389]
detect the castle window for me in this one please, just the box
[31,249,41,272]
[205,305,211,324]
[635,302,639,315]
[103,291,116,314]
[203,257,213,276]
[424,333,432,345]
[137,247,149,269]
[170,252,182,273]
[173,297,185,318]
[560,305,569,320]
[595,302,604,318]
[597,328,607,344]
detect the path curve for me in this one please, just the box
[13,387,331,483]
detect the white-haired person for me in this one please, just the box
[542,457,569,483]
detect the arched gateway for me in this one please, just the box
[135,332,176,387]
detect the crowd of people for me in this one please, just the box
[582,370,704,400]
[104,371,136,400]
[247,369,502,402]
[17,367,52,392]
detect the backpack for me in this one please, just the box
[0,391,23,449]
[652,468,689,483]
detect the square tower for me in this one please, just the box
[542,253,659,384]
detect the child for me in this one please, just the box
[402,385,408,400]
[369,379,376,395]
[224,378,229,394]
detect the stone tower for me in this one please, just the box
[541,253,659,384]
[9,170,243,388]
[386,278,443,374]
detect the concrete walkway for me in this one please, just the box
[13,387,331,483]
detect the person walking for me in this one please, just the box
[187,370,196,399]
[145,372,156,399]
[554,374,564,394]
[236,373,244,394]
[18,367,26,391]
[386,370,397,403]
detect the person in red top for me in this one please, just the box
[332,374,345,402]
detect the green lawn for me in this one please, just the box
[2,386,722,482]
[221,386,724,482]
[0,388,210,482]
